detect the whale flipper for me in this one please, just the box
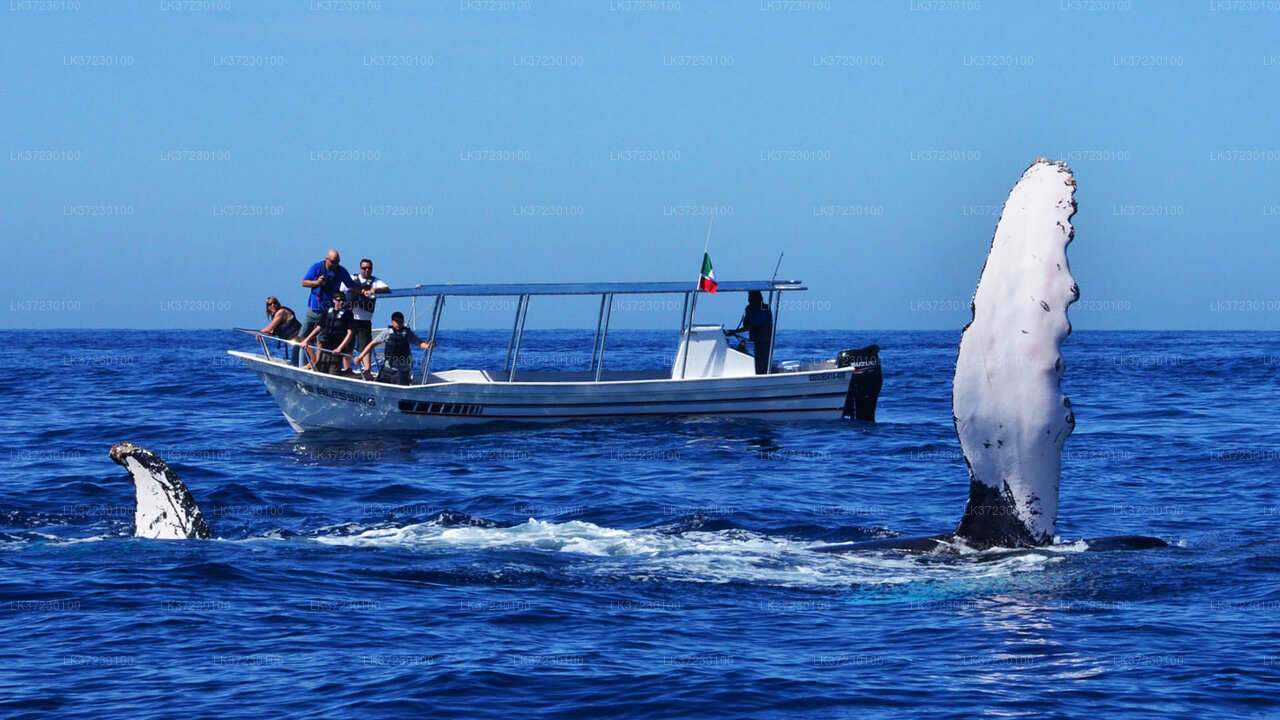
[817,159,1135,556]
[109,442,211,540]
[950,159,1078,549]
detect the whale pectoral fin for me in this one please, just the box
[951,159,1077,549]
[110,442,211,540]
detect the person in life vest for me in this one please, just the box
[728,290,774,375]
[341,258,390,374]
[299,291,355,375]
[261,296,303,365]
[353,311,435,385]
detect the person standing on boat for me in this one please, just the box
[261,296,302,365]
[729,290,774,375]
[299,291,356,375]
[354,311,434,385]
[342,258,390,374]
[300,249,358,352]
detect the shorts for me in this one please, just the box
[352,319,373,353]
[301,308,325,340]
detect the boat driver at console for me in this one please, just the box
[354,311,434,385]
[728,290,774,375]
[300,291,355,375]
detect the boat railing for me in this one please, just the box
[234,328,385,381]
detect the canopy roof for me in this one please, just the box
[384,280,805,298]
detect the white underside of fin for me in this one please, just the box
[953,159,1077,544]
[125,456,196,540]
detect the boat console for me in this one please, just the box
[671,325,757,379]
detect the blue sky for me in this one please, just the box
[2,0,1277,330]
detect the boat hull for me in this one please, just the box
[229,351,879,432]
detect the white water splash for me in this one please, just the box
[313,517,1075,589]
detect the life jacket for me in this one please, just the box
[348,275,378,315]
[319,307,351,345]
[383,326,413,368]
[273,306,301,339]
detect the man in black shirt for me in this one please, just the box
[300,292,355,375]
[728,290,774,375]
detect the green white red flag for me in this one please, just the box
[698,252,717,293]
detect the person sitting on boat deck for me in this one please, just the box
[342,258,390,374]
[261,296,303,365]
[354,311,434,385]
[728,290,774,375]
[300,249,358,349]
[299,291,355,375]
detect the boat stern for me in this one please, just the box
[838,345,882,421]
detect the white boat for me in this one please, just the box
[230,280,882,432]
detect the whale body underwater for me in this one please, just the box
[108,159,1166,552]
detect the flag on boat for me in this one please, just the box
[698,252,718,293]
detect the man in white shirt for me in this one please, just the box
[342,258,391,373]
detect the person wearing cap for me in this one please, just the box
[354,311,434,385]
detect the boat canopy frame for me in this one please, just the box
[276,280,807,385]
[386,280,804,298]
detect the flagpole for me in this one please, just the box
[688,209,714,323]
[681,209,715,380]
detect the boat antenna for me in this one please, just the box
[703,209,715,255]
[770,251,784,285]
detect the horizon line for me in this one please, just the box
[0,327,1273,333]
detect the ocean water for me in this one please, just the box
[1,329,1278,719]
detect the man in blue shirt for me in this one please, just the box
[299,249,359,351]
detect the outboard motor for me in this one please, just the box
[837,344,881,422]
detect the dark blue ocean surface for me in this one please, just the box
[1,329,1277,719]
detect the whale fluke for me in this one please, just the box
[950,158,1079,548]
[109,442,211,540]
